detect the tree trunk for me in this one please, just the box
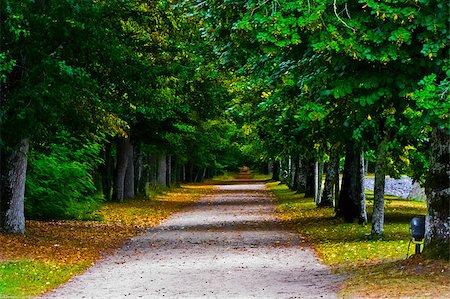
[364,154,369,176]
[334,156,341,212]
[201,168,207,181]
[291,154,300,191]
[316,160,324,204]
[314,161,319,203]
[424,127,450,259]
[172,157,182,185]
[112,137,129,201]
[124,142,134,199]
[272,160,280,181]
[304,159,315,198]
[267,161,273,175]
[100,141,113,200]
[0,138,29,234]
[297,155,307,193]
[337,146,367,223]
[157,154,167,187]
[320,160,336,207]
[371,138,387,235]
[149,154,157,185]
[135,147,147,195]
[167,155,172,186]
[352,150,367,224]
[337,148,353,219]
[290,156,296,188]
[280,157,289,184]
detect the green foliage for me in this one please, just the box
[25,135,103,220]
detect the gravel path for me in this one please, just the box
[42,183,343,299]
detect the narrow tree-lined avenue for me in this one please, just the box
[1,0,449,297]
[42,183,342,299]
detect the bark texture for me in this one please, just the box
[424,127,449,259]
[314,161,319,203]
[167,155,172,186]
[291,155,300,191]
[100,142,113,200]
[337,146,367,224]
[333,158,340,211]
[135,148,146,195]
[112,137,129,201]
[0,138,29,234]
[320,159,336,207]
[272,160,280,181]
[304,159,315,198]
[353,151,367,224]
[316,161,324,204]
[297,155,307,193]
[123,142,135,199]
[371,138,387,235]
[157,154,167,187]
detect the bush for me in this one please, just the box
[25,138,103,220]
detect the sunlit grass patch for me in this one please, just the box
[267,182,449,298]
[0,260,88,297]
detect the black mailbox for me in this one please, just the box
[410,216,425,241]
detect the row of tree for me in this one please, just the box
[195,0,449,258]
[0,1,253,233]
[1,0,448,259]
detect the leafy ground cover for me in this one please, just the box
[0,185,212,297]
[267,182,450,298]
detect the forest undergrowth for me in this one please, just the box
[268,182,449,298]
[0,184,213,297]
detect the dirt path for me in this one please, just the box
[42,183,343,298]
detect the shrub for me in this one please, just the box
[25,137,103,220]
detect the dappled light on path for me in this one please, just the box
[43,183,342,299]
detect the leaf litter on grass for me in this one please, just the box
[267,182,449,298]
[0,184,213,297]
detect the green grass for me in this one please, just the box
[269,182,426,265]
[0,260,88,297]
[267,182,449,298]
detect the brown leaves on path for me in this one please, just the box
[0,185,213,267]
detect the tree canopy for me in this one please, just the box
[0,0,448,258]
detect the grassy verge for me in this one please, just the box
[267,182,449,298]
[0,184,212,298]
